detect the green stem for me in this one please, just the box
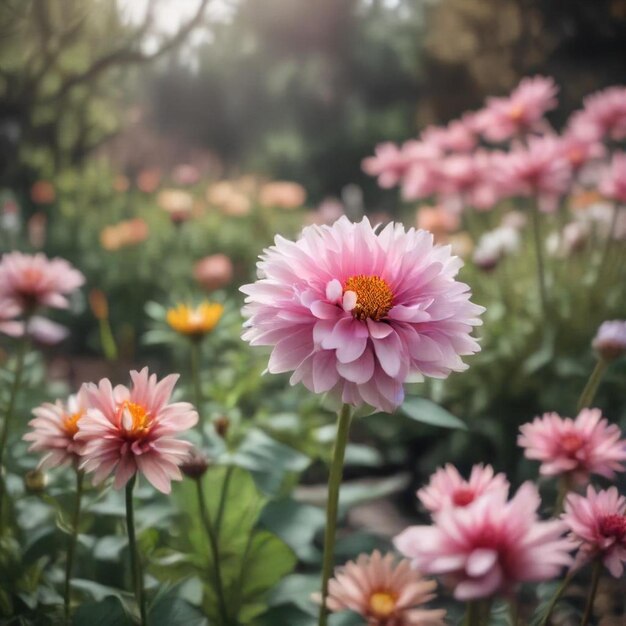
[190,340,204,441]
[0,331,29,528]
[577,359,607,412]
[64,469,84,625]
[540,568,576,626]
[195,478,229,625]
[531,204,549,317]
[125,476,147,625]
[318,404,352,626]
[215,465,234,535]
[596,203,620,280]
[580,559,602,626]
[464,601,480,626]
[554,474,573,516]
[99,318,118,361]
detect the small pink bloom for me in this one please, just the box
[241,217,484,413]
[421,116,478,153]
[592,320,626,362]
[193,253,234,292]
[518,409,626,483]
[76,368,198,494]
[172,164,201,186]
[362,142,412,189]
[569,86,626,142]
[476,76,558,142]
[29,316,70,345]
[24,388,90,470]
[395,483,572,600]
[599,152,626,204]
[0,252,84,311]
[558,133,605,173]
[417,464,509,514]
[324,551,446,626]
[400,142,443,200]
[563,486,626,577]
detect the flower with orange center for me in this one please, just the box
[117,401,151,438]
[343,275,393,321]
[166,302,224,338]
[25,390,89,469]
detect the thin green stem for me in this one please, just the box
[195,478,230,626]
[540,568,576,626]
[318,404,353,626]
[215,465,234,535]
[464,601,480,626]
[125,476,147,625]
[531,204,549,317]
[190,340,205,442]
[580,559,602,626]
[554,474,573,516]
[577,359,607,412]
[64,469,84,625]
[596,203,620,280]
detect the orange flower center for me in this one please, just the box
[560,433,584,455]
[166,302,224,337]
[453,487,475,507]
[343,275,393,321]
[599,514,626,541]
[369,591,397,618]
[117,401,151,437]
[509,104,525,121]
[64,411,84,437]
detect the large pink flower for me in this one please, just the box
[417,464,509,514]
[395,483,572,600]
[599,152,626,204]
[324,551,446,626]
[476,75,558,142]
[563,486,626,577]
[24,388,89,470]
[568,86,626,142]
[75,368,198,493]
[241,217,484,413]
[0,252,84,311]
[518,409,626,484]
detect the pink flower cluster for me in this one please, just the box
[25,368,198,494]
[363,76,626,214]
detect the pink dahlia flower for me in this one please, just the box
[569,86,626,142]
[0,252,84,311]
[563,486,626,577]
[593,320,626,362]
[477,75,558,142]
[324,551,446,626]
[241,217,484,413]
[362,142,414,189]
[24,388,90,470]
[75,368,198,493]
[417,464,509,514]
[395,483,572,600]
[599,152,626,204]
[518,409,626,484]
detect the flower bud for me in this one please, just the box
[24,469,48,493]
[593,320,626,362]
[180,447,211,479]
[213,416,230,439]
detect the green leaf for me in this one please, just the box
[72,596,133,626]
[400,397,467,430]
[149,593,208,626]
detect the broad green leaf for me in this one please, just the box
[72,596,133,626]
[401,397,467,430]
[149,592,208,626]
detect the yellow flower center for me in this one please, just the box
[369,591,397,618]
[117,401,151,437]
[343,275,393,321]
[166,302,224,337]
[509,103,525,121]
[64,411,84,437]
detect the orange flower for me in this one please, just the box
[259,181,306,209]
[166,302,224,338]
[30,181,56,204]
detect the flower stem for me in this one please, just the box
[190,340,205,441]
[464,601,480,626]
[0,331,29,527]
[318,403,352,626]
[531,204,549,317]
[64,469,84,625]
[125,476,147,625]
[539,568,576,626]
[580,559,602,626]
[596,203,620,280]
[577,359,607,412]
[195,477,229,626]
[554,473,573,516]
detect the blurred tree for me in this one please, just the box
[0,0,210,190]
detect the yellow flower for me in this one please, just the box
[166,302,224,338]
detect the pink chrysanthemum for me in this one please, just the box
[518,409,626,484]
[24,388,89,470]
[599,152,626,204]
[592,320,626,362]
[417,464,509,514]
[476,75,558,142]
[240,217,484,413]
[324,551,446,626]
[75,368,198,493]
[362,142,429,189]
[0,252,84,311]
[395,483,572,600]
[569,86,626,142]
[558,133,605,172]
[421,116,478,154]
[563,486,626,577]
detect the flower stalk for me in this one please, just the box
[64,469,84,625]
[531,204,549,317]
[318,403,352,626]
[125,476,147,625]
[580,559,602,626]
[539,568,576,626]
[577,359,607,412]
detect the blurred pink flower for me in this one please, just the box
[76,368,198,493]
[415,206,460,243]
[0,300,24,337]
[492,136,572,212]
[24,388,89,470]
[417,464,509,514]
[259,181,307,209]
[193,253,234,291]
[29,316,70,345]
[476,76,557,142]
[323,551,446,626]
[599,152,626,204]
[0,252,84,311]
[592,320,626,362]
[362,142,413,188]
[563,486,626,577]
[421,116,478,153]
[395,483,572,600]
[241,217,484,413]
[27,212,47,248]
[518,409,626,483]
[172,164,201,186]
[558,133,605,172]
[472,226,521,271]
[136,168,162,194]
[30,180,56,204]
[569,86,626,142]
